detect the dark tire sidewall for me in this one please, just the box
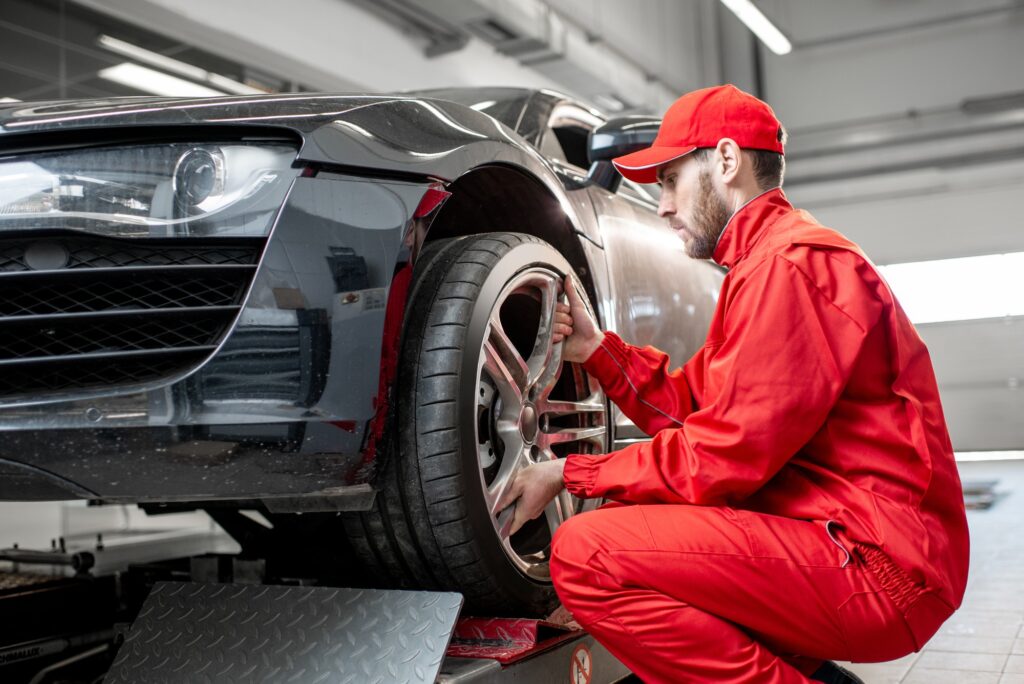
[456,241,576,604]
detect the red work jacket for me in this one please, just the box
[564,188,969,611]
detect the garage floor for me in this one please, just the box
[841,458,1024,683]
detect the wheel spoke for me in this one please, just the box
[543,489,576,537]
[536,392,605,418]
[538,425,607,447]
[532,443,556,463]
[484,435,528,517]
[483,317,529,407]
[525,277,563,393]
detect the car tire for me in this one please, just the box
[343,232,608,616]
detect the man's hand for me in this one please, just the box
[552,277,604,363]
[496,459,567,537]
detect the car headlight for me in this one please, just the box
[0,142,299,237]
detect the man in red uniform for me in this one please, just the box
[497,85,970,682]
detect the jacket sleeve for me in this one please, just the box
[580,330,702,436]
[565,254,881,506]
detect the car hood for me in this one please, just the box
[0,93,411,137]
[0,90,550,191]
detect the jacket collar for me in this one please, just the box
[712,187,793,268]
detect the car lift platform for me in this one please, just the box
[104,581,631,683]
[2,524,632,683]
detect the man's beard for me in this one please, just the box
[685,169,732,259]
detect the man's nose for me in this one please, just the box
[657,193,674,218]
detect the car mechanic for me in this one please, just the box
[496,84,970,683]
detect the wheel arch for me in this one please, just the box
[298,97,604,302]
[423,163,601,304]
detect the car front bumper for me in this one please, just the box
[0,173,434,507]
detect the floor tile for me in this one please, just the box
[841,662,909,683]
[841,653,920,681]
[962,596,1024,612]
[1006,655,1024,673]
[938,610,1023,639]
[903,668,1001,684]
[925,634,1015,654]
[999,675,1024,684]
[914,649,1008,672]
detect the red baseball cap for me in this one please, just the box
[612,84,784,184]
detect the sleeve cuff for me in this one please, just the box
[562,453,608,499]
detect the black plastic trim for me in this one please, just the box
[0,346,216,368]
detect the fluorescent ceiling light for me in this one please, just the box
[878,252,1024,325]
[98,63,226,97]
[955,451,1024,462]
[98,35,263,95]
[207,74,263,95]
[0,97,21,103]
[719,0,792,55]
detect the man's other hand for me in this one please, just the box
[554,277,604,363]
[496,459,567,537]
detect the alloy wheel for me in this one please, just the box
[474,267,606,580]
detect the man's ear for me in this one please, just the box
[714,138,742,184]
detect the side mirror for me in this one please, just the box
[587,115,661,192]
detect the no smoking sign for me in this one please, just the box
[569,643,592,684]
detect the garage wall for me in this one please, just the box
[793,174,1024,451]
[757,1,1024,451]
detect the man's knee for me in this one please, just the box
[551,504,656,586]
[550,511,614,622]
[550,511,593,581]
[550,507,638,600]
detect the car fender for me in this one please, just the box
[299,97,595,245]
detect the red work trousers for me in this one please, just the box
[550,504,920,683]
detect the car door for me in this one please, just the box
[536,98,723,442]
[582,178,723,441]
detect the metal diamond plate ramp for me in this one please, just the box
[105,582,463,684]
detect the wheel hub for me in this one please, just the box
[519,403,538,444]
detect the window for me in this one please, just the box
[540,103,603,171]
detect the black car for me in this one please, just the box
[0,88,722,616]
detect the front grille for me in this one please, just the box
[1,275,242,316]
[0,234,264,400]
[2,315,229,358]
[0,239,256,271]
